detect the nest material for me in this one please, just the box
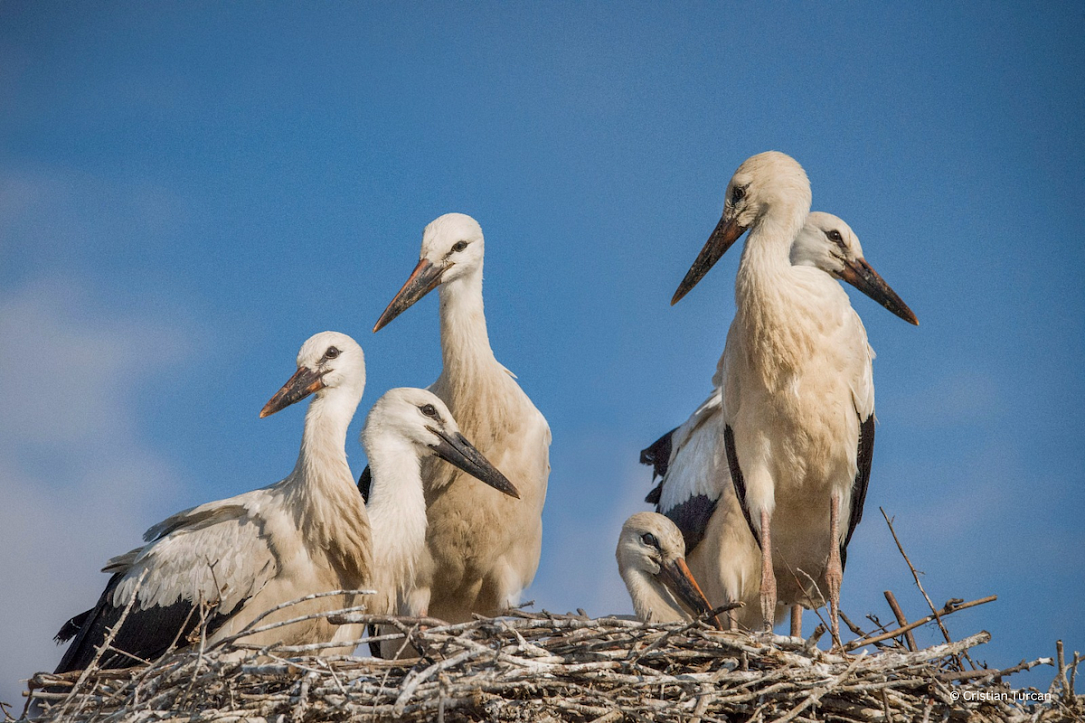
[21,606,1083,723]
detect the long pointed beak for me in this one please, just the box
[839,257,919,325]
[657,557,724,630]
[260,367,325,418]
[373,259,445,332]
[429,429,521,499]
[672,216,748,305]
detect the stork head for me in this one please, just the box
[793,212,919,325]
[672,151,811,304]
[373,213,485,332]
[362,388,519,499]
[616,512,723,629]
[260,331,366,418]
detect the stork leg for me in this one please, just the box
[790,604,802,637]
[827,492,844,649]
[758,509,776,632]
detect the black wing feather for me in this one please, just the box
[663,495,719,554]
[841,413,875,570]
[54,609,93,644]
[358,465,373,503]
[639,427,677,481]
[55,574,239,673]
[724,424,760,549]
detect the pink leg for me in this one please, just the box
[759,509,777,632]
[790,604,802,637]
[827,492,844,649]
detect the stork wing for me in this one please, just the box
[640,427,676,504]
[842,314,877,569]
[641,392,727,554]
[723,423,760,549]
[55,491,278,673]
[842,413,875,571]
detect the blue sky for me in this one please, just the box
[2,2,1082,706]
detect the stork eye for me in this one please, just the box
[420,404,439,418]
[732,185,747,204]
[827,230,844,244]
[452,241,469,253]
[641,532,659,549]
[324,346,340,360]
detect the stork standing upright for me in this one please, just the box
[54,332,372,672]
[370,213,551,622]
[670,152,917,644]
[644,210,919,635]
[616,512,723,629]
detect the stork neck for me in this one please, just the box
[742,206,807,273]
[364,436,429,601]
[293,391,356,485]
[438,266,497,374]
[733,203,818,385]
[284,389,370,586]
[624,567,683,624]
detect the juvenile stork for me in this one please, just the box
[670,152,917,644]
[616,512,723,629]
[357,387,518,620]
[370,213,550,622]
[55,332,372,672]
[644,211,919,635]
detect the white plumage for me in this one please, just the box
[646,210,918,634]
[371,213,551,623]
[55,332,372,672]
[357,387,519,619]
[669,152,917,643]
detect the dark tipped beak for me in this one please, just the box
[672,215,748,305]
[373,259,445,332]
[658,557,724,630]
[839,257,919,325]
[429,429,520,499]
[260,367,325,418]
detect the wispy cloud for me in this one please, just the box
[0,278,192,708]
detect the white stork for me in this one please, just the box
[644,210,919,635]
[669,152,917,644]
[616,512,723,628]
[355,387,518,656]
[54,332,372,671]
[369,213,551,622]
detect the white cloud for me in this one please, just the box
[0,279,192,710]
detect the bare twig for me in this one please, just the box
[879,509,981,669]
[845,595,996,651]
[883,590,917,651]
[57,569,149,721]
[28,606,1079,723]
